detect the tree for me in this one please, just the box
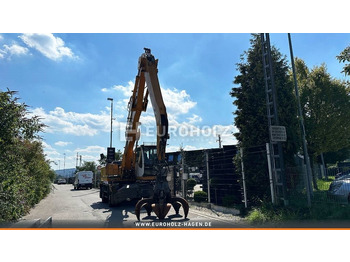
[295,58,350,163]
[76,161,97,173]
[0,90,52,221]
[230,34,299,204]
[337,45,350,76]
[98,149,122,165]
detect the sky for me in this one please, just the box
[1,33,350,170]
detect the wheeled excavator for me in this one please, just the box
[99,48,189,220]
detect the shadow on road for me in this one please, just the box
[90,200,189,228]
[71,189,99,197]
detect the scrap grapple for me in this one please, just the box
[135,163,189,220]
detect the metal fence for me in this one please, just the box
[168,146,350,209]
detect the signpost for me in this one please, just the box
[107,147,115,162]
[270,126,287,142]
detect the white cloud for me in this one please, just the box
[31,107,111,136]
[187,114,202,124]
[103,81,197,117]
[75,145,105,153]
[161,87,196,115]
[3,44,29,55]
[19,33,76,61]
[102,81,134,96]
[55,141,72,147]
[0,43,29,59]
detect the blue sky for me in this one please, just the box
[1,33,349,169]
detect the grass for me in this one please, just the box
[246,176,350,224]
[246,202,350,224]
[316,176,334,191]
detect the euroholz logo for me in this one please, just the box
[119,122,232,142]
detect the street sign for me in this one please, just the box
[107,147,115,162]
[270,126,287,142]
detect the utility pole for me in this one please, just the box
[288,33,313,206]
[261,33,288,206]
[181,150,186,199]
[107,97,113,148]
[76,152,78,168]
[266,143,276,204]
[216,134,222,148]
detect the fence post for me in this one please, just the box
[206,150,211,203]
[240,147,248,208]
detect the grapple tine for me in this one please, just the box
[170,197,189,218]
[135,198,153,221]
[152,203,171,220]
[171,201,181,214]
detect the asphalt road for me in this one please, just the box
[16,184,248,229]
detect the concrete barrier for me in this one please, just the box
[11,219,41,228]
[39,217,52,228]
[10,217,52,228]
[189,201,240,215]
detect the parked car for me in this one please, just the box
[57,178,67,185]
[327,176,350,203]
[335,169,350,179]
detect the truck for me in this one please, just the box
[99,48,189,220]
[74,171,93,190]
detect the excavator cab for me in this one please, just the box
[135,144,158,177]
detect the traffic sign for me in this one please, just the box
[270,126,287,142]
[107,147,115,162]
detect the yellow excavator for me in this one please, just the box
[99,48,189,220]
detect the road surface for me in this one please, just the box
[15,184,248,228]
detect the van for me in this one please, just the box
[74,171,93,190]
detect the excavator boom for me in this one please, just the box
[122,48,169,176]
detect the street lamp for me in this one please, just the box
[107,98,113,148]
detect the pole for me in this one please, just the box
[63,153,66,179]
[206,150,211,203]
[240,147,248,208]
[107,98,113,148]
[266,143,276,205]
[320,152,328,180]
[216,134,222,148]
[288,33,313,206]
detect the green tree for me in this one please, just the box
[295,58,350,163]
[337,45,350,76]
[0,90,52,221]
[76,161,97,173]
[98,149,122,165]
[230,34,299,204]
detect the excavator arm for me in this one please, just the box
[122,48,169,176]
[105,48,188,219]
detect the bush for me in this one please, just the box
[222,194,241,208]
[0,90,52,222]
[194,191,208,202]
[187,178,197,190]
